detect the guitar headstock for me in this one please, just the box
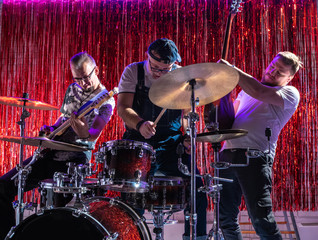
[230,0,243,16]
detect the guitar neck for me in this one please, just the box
[48,88,118,139]
[222,14,235,60]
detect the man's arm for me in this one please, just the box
[236,69,284,108]
[117,92,156,139]
[219,59,284,108]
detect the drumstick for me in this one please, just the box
[154,108,167,126]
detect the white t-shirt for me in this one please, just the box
[223,85,300,158]
[118,61,180,93]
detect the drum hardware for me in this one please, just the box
[0,93,61,226]
[151,210,178,240]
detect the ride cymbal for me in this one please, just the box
[149,63,239,109]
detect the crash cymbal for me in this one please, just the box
[196,129,248,143]
[0,96,59,110]
[149,63,239,109]
[0,136,88,152]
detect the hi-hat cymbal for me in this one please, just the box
[196,129,248,143]
[0,136,88,152]
[149,63,239,109]
[0,96,59,110]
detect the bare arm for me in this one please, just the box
[117,92,156,139]
[235,68,284,108]
[219,59,284,108]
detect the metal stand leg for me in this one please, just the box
[14,93,31,225]
[188,79,200,240]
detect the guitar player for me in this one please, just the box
[0,52,115,239]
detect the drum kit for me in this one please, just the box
[0,62,249,240]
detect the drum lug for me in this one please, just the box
[151,154,156,163]
[134,170,142,186]
[138,149,144,158]
[72,209,83,218]
[109,169,115,181]
[111,148,117,156]
[105,232,119,240]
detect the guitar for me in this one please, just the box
[47,87,118,142]
[204,0,243,131]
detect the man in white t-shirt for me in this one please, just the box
[218,52,302,240]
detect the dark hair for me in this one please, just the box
[276,51,303,75]
[148,38,181,64]
[70,51,96,69]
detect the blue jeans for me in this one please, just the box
[218,149,282,240]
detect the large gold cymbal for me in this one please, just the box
[0,136,88,152]
[0,96,59,110]
[149,63,239,109]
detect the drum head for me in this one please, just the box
[8,208,106,240]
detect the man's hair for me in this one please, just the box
[70,51,96,69]
[148,38,181,64]
[276,51,303,75]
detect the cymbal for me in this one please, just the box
[196,129,248,143]
[149,63,239,109]
[0,96,59,110]
[0,136,88,152]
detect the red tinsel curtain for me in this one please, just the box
[0,0,317,211]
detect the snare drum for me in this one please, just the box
[126,176,188,211]
[6,197,151,240]
[39,178,102,208]
[96,140,154,193]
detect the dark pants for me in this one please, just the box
[0,152,85,239]
[218,149,282,240]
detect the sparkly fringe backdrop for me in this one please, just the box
[0,0,317,211]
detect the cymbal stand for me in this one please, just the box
[209,142,225,240]
[14,93,31,225]
[151,210,176,240]
[186,79,200,240]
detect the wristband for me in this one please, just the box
[136,120,146,132]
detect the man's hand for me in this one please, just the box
[40,125,55,135]
[139,121,156,139]
[70,113,90,139]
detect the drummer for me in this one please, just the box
[0,52,115,239]
[117,38,207,240]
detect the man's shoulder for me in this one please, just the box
[124,61,145,71]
